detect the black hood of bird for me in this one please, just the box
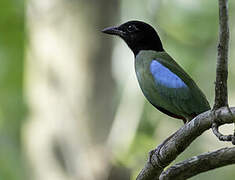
[102,20,164,56]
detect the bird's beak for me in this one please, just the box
[102,26,125,37]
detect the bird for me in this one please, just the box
[102,20,210,124]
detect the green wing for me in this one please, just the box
[135,50,210,120]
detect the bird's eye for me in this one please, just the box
[127,25,137,32]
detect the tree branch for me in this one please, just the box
[136,107,235,180]
[212,0,234,144]
[159,147,235,180]
[213,0,229,109]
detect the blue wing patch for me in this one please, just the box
[150,60,187,88]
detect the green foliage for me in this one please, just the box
[0,0,26,179]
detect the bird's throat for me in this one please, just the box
[129,37,164,56]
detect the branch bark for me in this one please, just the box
[213,0,229,109]
[212,0,234,143]
[136,107,235,180]
[159,147,235,180]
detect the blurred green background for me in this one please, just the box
[1,0,235,180]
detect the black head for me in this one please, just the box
[102,20,164,56]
